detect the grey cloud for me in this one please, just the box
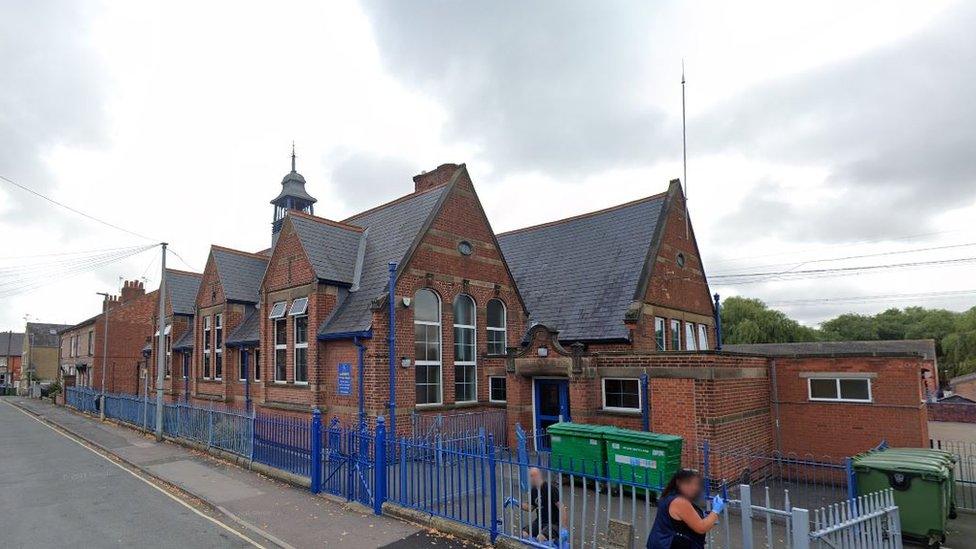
[327,152,422,211]
[705,3,976,241]
[0,2,108,228]
[360,1,676,176]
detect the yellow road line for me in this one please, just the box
[3,400,269,549]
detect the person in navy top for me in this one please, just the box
[647,469,725,549]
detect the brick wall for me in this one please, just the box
[89,284,158,395]
[928,402,976,423]
[951,378,976,401]
[365,170,528,435]
[773,356,929,458]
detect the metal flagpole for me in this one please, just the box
[681,60,689,239]
[154,243,167,441]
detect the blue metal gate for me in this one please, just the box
[320,417,375,507]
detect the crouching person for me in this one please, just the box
[647,469,725,549]
[505,467,568,546]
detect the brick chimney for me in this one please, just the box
[120,280,145,303]
[102,295,120,312]
[413,163,461,193]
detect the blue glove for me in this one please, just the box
[559,528,570,546]
[711,495,726,514]
[504,497,520,508]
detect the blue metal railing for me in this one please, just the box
[252,412,311,476]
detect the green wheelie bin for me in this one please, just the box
[603,428,683,494]
[853,450,953,546]
[547,422,611,477]
[873,448,958,519]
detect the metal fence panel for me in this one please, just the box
[931,437,975,511]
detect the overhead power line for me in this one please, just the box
[712,256,976,285]
[765,289,976,307]
[0,173,157,242]
[711,241,976,276]
[0,244,157,298]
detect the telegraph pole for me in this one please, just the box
[96,291,111,419]
[154,243,167,441]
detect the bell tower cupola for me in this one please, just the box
[271,143,317,242]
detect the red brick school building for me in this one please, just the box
[60,155,933,462]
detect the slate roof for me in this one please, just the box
[212,247,268,303]
[317,184,450,337]
[497,194,668,342]
[172,325,195,351]
[289,214,366,286]
[25,323,72,348]
[272,169,318,204]
[226,306,260,346]
[60,314,99,333]
[950,372,976,386]
[166,269,202,315]
[938,394,976,404]
[0,332,24,356]
[724,340,937,360]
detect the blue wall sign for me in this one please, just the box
[337,363,352,396]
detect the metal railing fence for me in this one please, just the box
[930,437,975,511]
[412,408,507,443]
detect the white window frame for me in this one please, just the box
[488,375,507,403]
[669,319,681,351]
[414,289,443,407]
[293,314,308,385]
[269,301,287,319]
[807,377,873,403]
[214,314,223,380]
[453,294,477,404]
[684,322,697,351]
[239,349,248,381]
[253,349,261,382]
[165,326,172,378]
[601,377,643,413]
[486,299,507,356]
[203,315,212,379]
[697,324,710,351]
[274,318,287,383]
[654,317,666,351]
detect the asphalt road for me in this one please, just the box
[0,399,259,548]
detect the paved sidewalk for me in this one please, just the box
[9,398,478,548]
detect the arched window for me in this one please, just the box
[487,299,507,356]
[414,289,442,405]
[453,295,477,403]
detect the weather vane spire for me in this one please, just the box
[291,141,296,172]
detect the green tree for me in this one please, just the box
[721,296,819,344]
[820,313,879,341]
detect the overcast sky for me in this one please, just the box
[2,0,975,332]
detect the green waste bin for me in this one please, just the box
[547,423,611,477]
[853,449,953,544]
[603,428,682,492]
[870,448,958,519]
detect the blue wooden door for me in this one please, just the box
[535,379,570,450]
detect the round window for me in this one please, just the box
[676,252,686,268]
[458,241,473,256]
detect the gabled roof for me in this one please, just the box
[950,371,976,386]
[172,325,195,351]
[497,192,669,342]
[166,269,202,315]
[724,339,937,360]
[0,332,24,356]
[317,183,452,337]
[25,322,73,348]
[288,213,366,286]
[211,247,268,303]
[226,305,260,347]
[60,314,99,334]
